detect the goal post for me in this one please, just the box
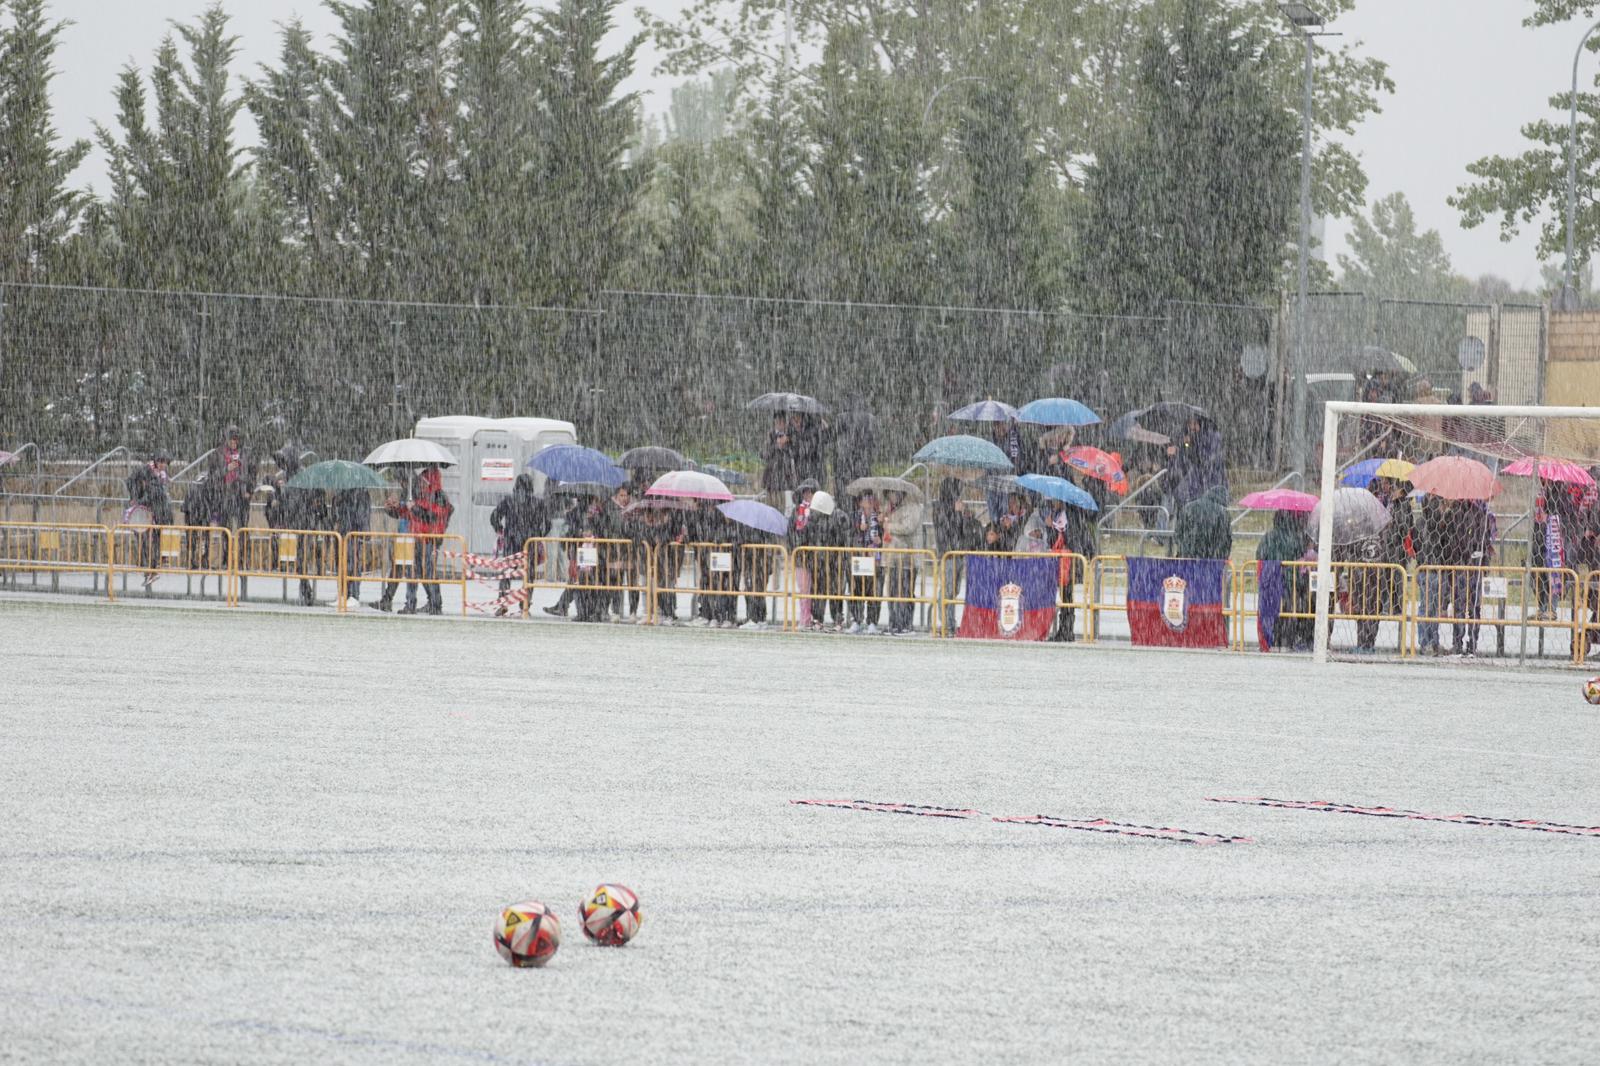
[1312,401,1600,664]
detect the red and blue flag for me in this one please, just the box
[1127,557,1228,649]
[957,555,1057,640]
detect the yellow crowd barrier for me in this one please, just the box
[0,520,114,596]
[342,531,468,615]
[1581,570,1600,659]
[1085,554,1127,643]
[522,536,652,620]
[1233,560,1409,654]
[936,550,1089,640]
[1413,564,1581,661]
[649,542,791,627]
[229,526,345,607]
[788,545,939,634]
[111,523,232,595]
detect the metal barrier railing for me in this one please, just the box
[1085,554,1126,643]
[651,542,791,627]
[1581,570,1600,661]
[788,545,940,634]
[936,550,1089,640]
[1229,559,1409,655]
[229,527,345,607]
[1412,564,1581,662]
[0,520,113,596]
[342,531,468,615]
[111,523,232,596]
[522,536,652,621]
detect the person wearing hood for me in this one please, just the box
[881,489,924,634]
[1171,486,1232,560]
[376,465,453,615]
[489,473,550,617]
[126,451,175,588]
[180,471,220,573]
[760,414,798,511]
[802,490,848,630]
[933,478,983,635]
[1167,416,1227,511]
[1257,509,1313,651]
[829,396,875,499]
[205,425,258,540]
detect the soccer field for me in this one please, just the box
[2,599,1598,1064]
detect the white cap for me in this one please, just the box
[810,491,837,516]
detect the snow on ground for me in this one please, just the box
[2,598,1598,1064]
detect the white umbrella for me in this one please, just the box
[646,469,734,501]
[1309,487,1392,546]
[362,438,457,467]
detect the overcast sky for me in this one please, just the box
[41,0,1592,291]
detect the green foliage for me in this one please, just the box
[1070,0,1297,315]
[1338,192,1465,302]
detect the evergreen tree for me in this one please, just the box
[0,0,88,284]
[1338,192,1465,302]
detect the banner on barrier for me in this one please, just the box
[709,551,733,573]
[958,555,1056,641]
[1127,557,1227,649]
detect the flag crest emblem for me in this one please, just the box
[1161,574,1188,631]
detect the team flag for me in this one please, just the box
[957,555,1058,640]
[1126,557,1228,649]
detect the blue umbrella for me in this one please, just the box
[718,499,788,537]
[1017,474,1099,512]
[699,463,750,487]
[948,399,1019,422]
[1340,459,1384,489]
[1017,397,1101,426]
[913,435,1014,472]
[527,445,627,487]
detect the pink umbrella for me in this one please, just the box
[1408,455,1500,500]
[1238,488,1318,512]
[1503,456,1595,486]
[645,469,734,501]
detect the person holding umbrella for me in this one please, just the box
[881,489,924,634]
[1256,509,1314,652]
[265,447,323,607]
[933,478,983,635]
[489,473,550,617]
[377,465,453,615]
[760,413,798,511]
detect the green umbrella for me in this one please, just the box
[287,459,391,491]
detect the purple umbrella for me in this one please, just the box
[718,499,788,537]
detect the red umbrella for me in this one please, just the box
[1408,456,1500,500]
[1503,456,1595,486]
[1062,446,1130,496]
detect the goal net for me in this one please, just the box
[1309,401,1600,664]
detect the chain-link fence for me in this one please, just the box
[0,282,1545,479]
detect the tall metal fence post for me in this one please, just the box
[389,317,404,439]
[196,293,209,455]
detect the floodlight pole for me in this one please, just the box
[1563,19,1600,313]
[1284,5,1323,476]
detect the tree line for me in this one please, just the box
[0,0,1413,316]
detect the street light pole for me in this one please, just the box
[1280,2,1323,475]
[1563,19,1600,313]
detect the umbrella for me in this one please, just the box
[363,438,457,467]
[982,474,1022,495]
[1309,488,1393,545]
[548,481,615,498]
[1237,488,1318,513]
[699,463,750,487]
[287,459,389,491]
[647,469,734,501]
[527,444,627,487]
[747,392,829,415]
[947,399,1019,422]
[1109,402,1208,446]
[718,499,788,537]
[618,446,689,471]
[912,435,1014,473]
[1017,397,1101,426]
[1345,345,1418,375]
[1340,458,1414,489]
[622,498,694,517]
[1503,456,1596,486]
[1409,455,1500,500]
[1062,446,1130,496]
[0,451,15,466]
[1017,473,1099,512]
[845,476,924,502]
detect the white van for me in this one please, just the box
[413,416,577,552]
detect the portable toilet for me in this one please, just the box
[413,415,578,552]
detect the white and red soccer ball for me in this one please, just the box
[1584,677,1600,706]
[494,900,561,968]
[579,883,642,946]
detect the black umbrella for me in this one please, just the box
[618,446,689,471]
[1109,402,1209,445]
[746,392,830,415]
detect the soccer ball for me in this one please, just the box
[579,883,642,946]
[494,900,561,967]
[1584,677,1600,706]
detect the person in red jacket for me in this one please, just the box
[376,465,454,615]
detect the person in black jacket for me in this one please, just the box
[331,487,370,606]
[489,473,549,616]
[126,452,174,587]
[265,448,323,606]
[803,491,849,630]
[933,478,983,634]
